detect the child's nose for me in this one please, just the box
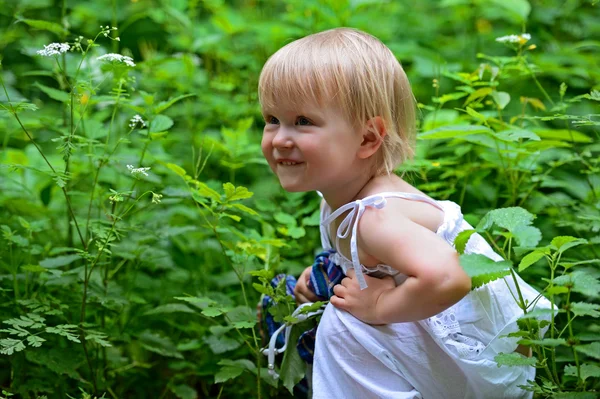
[272,127,294,149]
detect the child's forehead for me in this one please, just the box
[261,99,329,117]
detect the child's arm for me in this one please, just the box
[330,205,471,325]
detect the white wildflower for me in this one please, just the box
[129,114,146,129]
[495,33,531,44]
[151,193,163,204]
[127,164,150,178]
[37,43,70,57]
[97,53,136,67]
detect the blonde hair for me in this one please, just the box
[258,27,416,175]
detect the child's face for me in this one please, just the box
[261,100,363,193]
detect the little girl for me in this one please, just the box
[258,28,550,399]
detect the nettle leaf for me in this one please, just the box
[494,352,537,367]
[454,230,477,255]
[214,366,244,383]
[143,303,196,316]
[550,236,587,254]
[459,254,511,289]
[170,384,197,399]
[138,331,183,359]
[39,254,80,269]
[571,302,600,318]
[575,342,600,360]
[478,207,535,232]
[226,306,256,329]
[518,250,547,272]
[203,334,241,354]
[513,225,542,248]
[565,363,600,382]
[149,115,174,132]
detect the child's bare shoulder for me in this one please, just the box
[360,175,444,234]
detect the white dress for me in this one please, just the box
[312,192,551,399]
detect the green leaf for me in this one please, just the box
[532,129,592,143]
[280,321,312,393]
[513,225,542,248]
[494,352,537,367]
[518,338,566,347]
[170,384,197,399]
[226,306,256,329]
[214,366,244,383]
[459,254,511,288]
[138,331,183,359]
[194,183,221,202]
[489,0,531,21]
[465,106,486,122]
[143,303,196,316]
[201,307,229,317]
[550,236,587,254]
[154,94,196,114]
[45,324,80,343]
[34,82,70,103]
[203,335,241,354]
[223,183,253,201]
[149,115,174,133]
[454,229,476,255]
[418,125,492,140]
[574,342,600,360]
[39,254,80,268]
[18,18,67,35]
[228,203,258,216]
[218,358,256,372]
[465,87,493,105]
[571,302,600,318]
[491,91,511,109]
[494,128,540,142]
[0,338,26,355]
[287,226,306,239]
[21,265,48,273]
[166,163,186,177]
[518,250,546,272]
[565,363,600,382]
[478,207,535,233]
[274,212,296,226]
[26,335,46,348]
[552,393,598,399]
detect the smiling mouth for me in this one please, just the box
[278,161,303,166]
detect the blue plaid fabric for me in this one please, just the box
[259,250,342,366]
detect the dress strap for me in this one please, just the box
[321,195,388,290]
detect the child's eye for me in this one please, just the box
[266,116,279,125]
[296,116,312,126]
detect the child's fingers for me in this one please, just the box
[330,295,347,310]
[332,284,347,298]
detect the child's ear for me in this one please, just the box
[357,116,386,159]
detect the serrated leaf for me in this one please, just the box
[574,342,600,360]
[26,335,46,348]
[138,331,183,359]
[565,363,600,382]
[149,115,174,132]
[170,384,197,399]
[494,352,537,367]
[459,254,511,288]
[218,358,257,372]
[39,254,80,268]
[478,207,536,233]
[226,306,256,329]
[0,338,26,355]
[204,335,241,354]
[143,303,196,316]
[214,366,244,383]
[571,302,600,318]
[454,229,476,254]
[34,82,69,103]
[194,183,220,202]
[518,251,546,272]
[551,236,587,254]
[223,183,253,201]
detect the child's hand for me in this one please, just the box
[330,269,395,325]
[294,266,318,305]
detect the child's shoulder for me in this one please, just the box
[359,175,445,234]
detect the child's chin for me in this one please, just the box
[280,181,309,193]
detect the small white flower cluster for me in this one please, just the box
[101,25,118,37]
[127,164,151,178]
[129,114,146,129]
[495,33,531,44]
[97,53,136,67]
[151,193,163,204]
[37,43,70,57]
